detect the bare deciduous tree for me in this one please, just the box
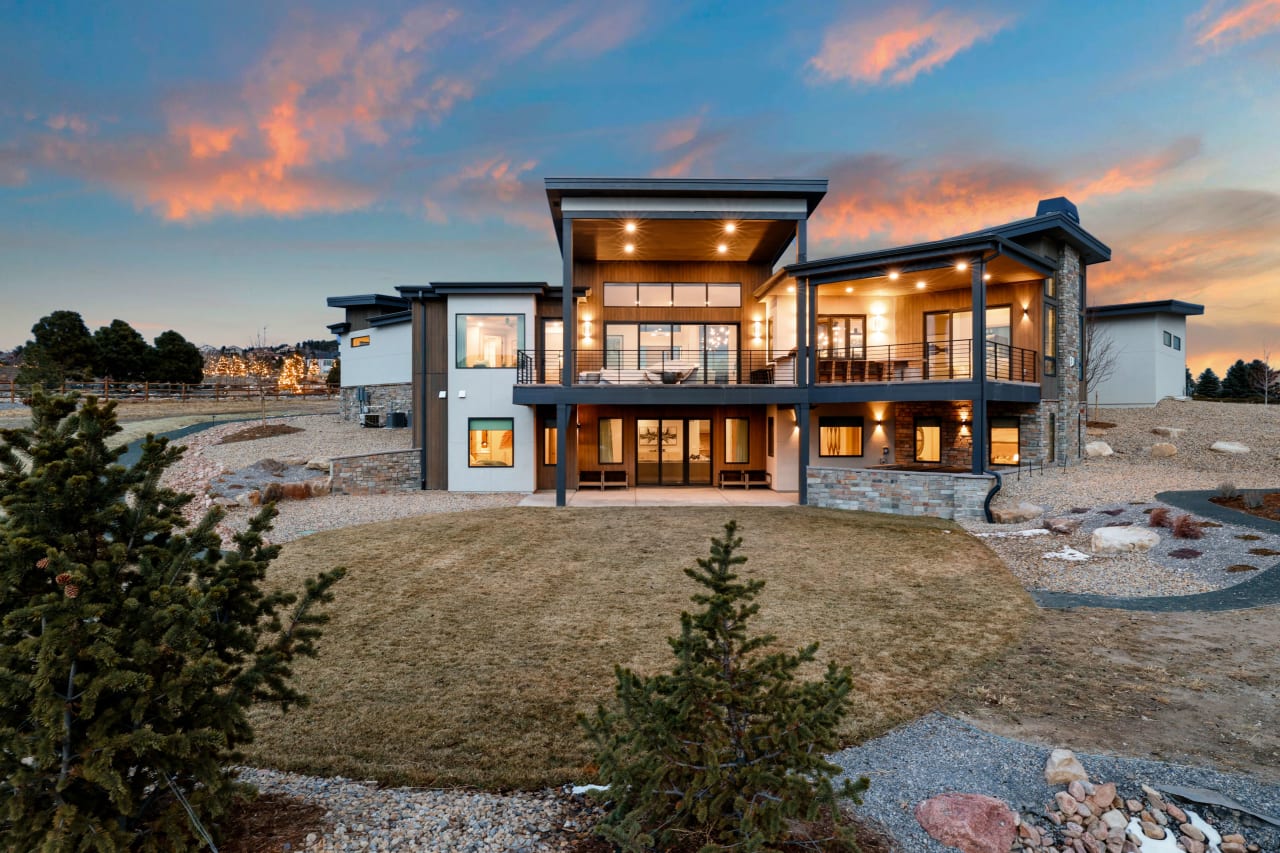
[1250,345,1277,405]
[1083,311,1121,420]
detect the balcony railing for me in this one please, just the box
[515,340,1037,386]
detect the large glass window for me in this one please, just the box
[638,283,671,307]
[725,418,749,463]
[605,282,638,306]
[468,418,513,467]
[598,418,622,464]
[817,315,866,357]
[985,306,1011,345]
[601,282,741,308]
[457,315,524,368]
[915,417,941,463]
[990,417,1021,466]
[706,283,741,307]
[604,323,739,380]
[819,416,863,458]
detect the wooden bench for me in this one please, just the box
[579,469,629,490]
[718,469,772,490]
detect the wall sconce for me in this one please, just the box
[869,315,887,333]
[752,318,763,342]
[958,422,970,437]
[1022,306,1030,319]
[581,318,594,343]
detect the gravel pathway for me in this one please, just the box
[832,714,1280,853]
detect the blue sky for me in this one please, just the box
[3,0,1279,372]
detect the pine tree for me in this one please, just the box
[1195,367,1222,398]
[0,390,344,851]
[582,521,868,852]
[1222,359,1251,399]
[1185,367,1195,397]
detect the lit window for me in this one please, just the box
[725,418,750,464]
[706,283,741,307]
[915,417,941,463]
[819,416,863,457]
[468,418,513,468]
[350,335,371,348]
[1043,306,1057,377]
[604,283,638,307]
[990,417,1020,466]
[598,418,622,464]
[457,315,524,368]
[543,419,557,466]
[767,416,775,458]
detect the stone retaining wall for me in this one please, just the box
[339,383,413,423]
[329,448,421,495]
[807,466,995,520]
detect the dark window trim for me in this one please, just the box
[542,418,557,466]
[456,313,525,369]
[767,416,775,458]
[914,416,942,463]
[350,335,371,348]
[989,416,1021,467]
[602,281,742,308]
[467,417,515,469]
[818,415,864,458]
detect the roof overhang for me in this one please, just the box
[1088,300,1205,318]
[987,211,1112,265]
[325,293,408,309]
[326,322,351,335]
[368,310,411,327]
[395,282,588,300]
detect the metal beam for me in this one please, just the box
[561,226,574,386]
[797,403,810,505]
[971,260,988,474]
[555,403,569,507]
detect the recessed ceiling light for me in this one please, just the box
[786,285,795,293]
[724,222,736,234]
[983,273,992,281]
[956,261,968,272]
[916,281,926,290]
[888,271,899,281]
[717,243,728,254]
[845,286,853,293]
[624,221,637,233]
[623,243,635,254]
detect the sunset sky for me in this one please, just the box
[3,0,1278,374]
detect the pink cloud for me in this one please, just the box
[485,2,648,61]
[648,112,734,178]
[810,4,1012,86]
[425,155,545,229]
[1192,0,1280,48]
[46,114,90,134]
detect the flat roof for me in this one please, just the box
[1089,299,1205,318]
[325,294,408,309]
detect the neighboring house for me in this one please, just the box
[325,294,413,421]
[326,178,1111,519]
[1086,300,1204,407]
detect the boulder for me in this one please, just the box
[306,457,331,471]
[306,477,332,496]
[1152,427,1185,439]
[914,793,1017,853]
[1150,443,1178,458]
[1044,748,1090,784]
[1091,526,1160,554]
[1211,441,1250,454]
[1085,441,1114,458]
[991,501,1044,524]
[211,496,238,509]
[234,491,260,508]
[1044,516,1082,535]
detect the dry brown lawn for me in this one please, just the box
[247,506,1035,790]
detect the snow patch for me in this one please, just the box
[1186,809,1222,851]
[977,528,1051,539]
[1044,547,1091,562]
[571,784,608,796]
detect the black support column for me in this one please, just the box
[557,222,574,507]
[555,403,569,506]
[797,403,810,505]
[970,258,988,474]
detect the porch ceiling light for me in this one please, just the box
[888,271,900,281]
[956,261,968,272]
[983,273,992,281]
[717,243,729,254]
[724,222,736,234]
[845,286,853,293]
[623,243,635,254]
[915,281,926,289]
[624,221,637,233]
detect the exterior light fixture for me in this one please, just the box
[717,243,728,254]
[956,261,968,272]
[623,243,635,254]
[959,422,971,437]
[915,281,926,290]
[581,319,594,343]
[888,271,900,281]
[786,285,795,293]
[624,221,637,233]
[983,273,992,281]
[845,286,853,293]
[752,319,763,340]
[724,222,736,234]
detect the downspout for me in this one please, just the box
[978,247,1003,522]
[983,469,1002,523]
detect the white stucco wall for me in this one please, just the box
[340,321,412,387]
[446,294,536,492]
[766,405,800,491]
[806,403,894,468]
[1092,314,1189,407]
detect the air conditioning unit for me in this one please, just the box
[362,413,381,428]
[385,411,408,429]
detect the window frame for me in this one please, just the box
[543,418,557,466]
[601,282,742,308]
[597,417,623,465]
[724,417,750,464]
[817,415,864,458]
[350,335,371,348]
[989,416,1021,467]
[467,417,515,468]
[1163,330,1172,347]
[1043,304,1058,377]
[455,314,525,369]
[914,416,942,463]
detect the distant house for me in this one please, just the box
[1087,300,1204,407]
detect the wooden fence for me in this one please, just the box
[0,380,337,404]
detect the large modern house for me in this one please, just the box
[325,177,1111,519]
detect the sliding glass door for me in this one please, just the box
[636,418,712,485]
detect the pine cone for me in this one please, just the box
[55,572,72,585]
[36,557,50,569]
[63,584,79,599]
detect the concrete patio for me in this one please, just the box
[519,487,798,507]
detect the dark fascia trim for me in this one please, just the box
[395,285,441,300]
[985,212,1112,265]
[785,235,1053,282]
[1088,299,1205,318]
[325,293,409,309]
[545,176,828,248]
[513,384,808,407]
[369,310,412,327]
[428,281,549,295]
[326,322,351,334]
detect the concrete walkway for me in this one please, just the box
[519,487,798,507]
[1033,489,1280,612]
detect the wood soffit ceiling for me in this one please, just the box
[571,218,797,263]
[812,254,1048,297]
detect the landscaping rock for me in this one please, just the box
[1150,442,1178,458]
[1091,526,1160,554]
[1211,441,1250,454]
[1085,441,1114,458]
[914,793,1016,853]
[1044,516,1082,535]
[992,501,1044,523]
[306,457,331,471]
[1151,427,1185,439]
[1045,749,1090,784]
[211,496,238,508]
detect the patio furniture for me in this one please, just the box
[579,469,629,489]
[718,469,772,490]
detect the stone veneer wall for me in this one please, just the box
[892,401,973,467]
[807,467,995,520]
[1053,244,1085,463]
[329,448,422,495]
[338,382,413,423]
